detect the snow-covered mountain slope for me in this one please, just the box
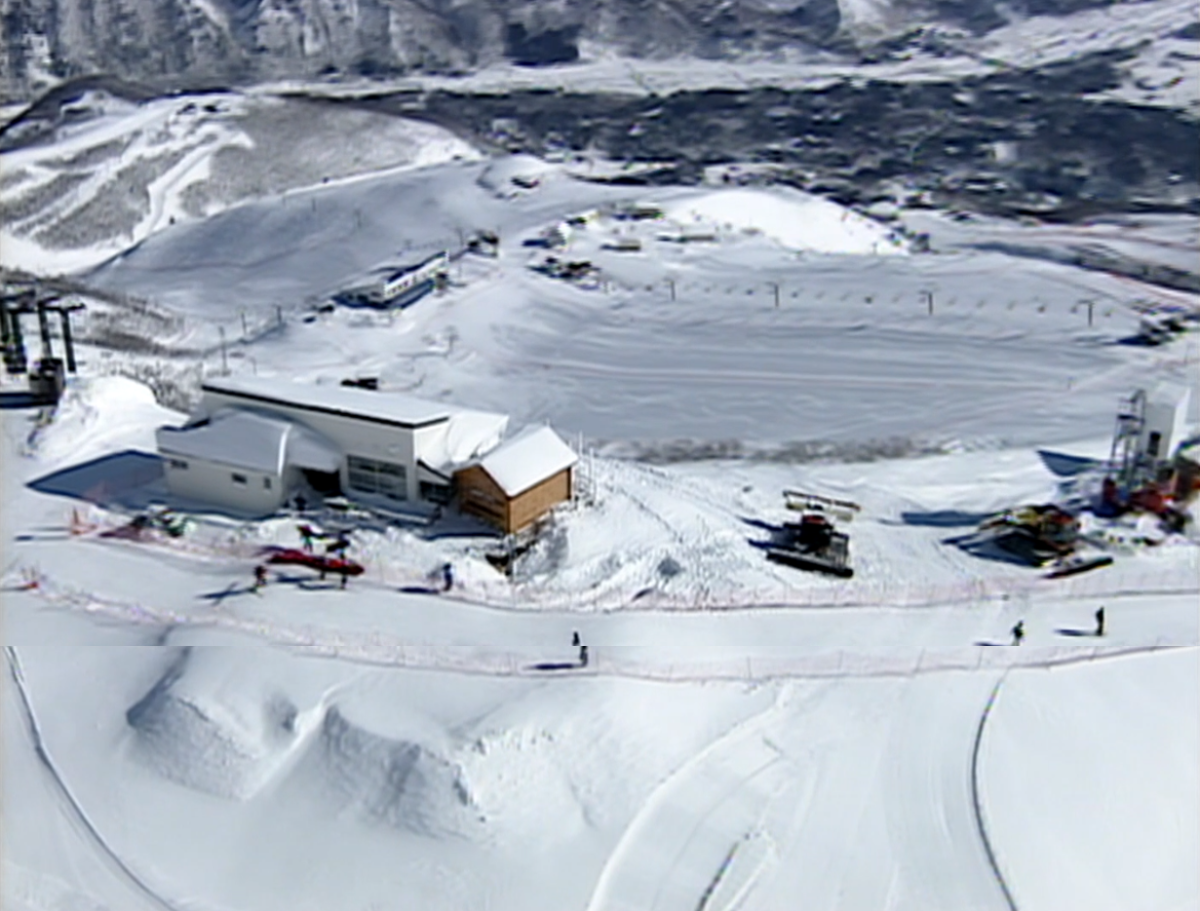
[0,88,478,272]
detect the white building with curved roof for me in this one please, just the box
[157,375,507,516]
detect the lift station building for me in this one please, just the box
[156,375,578,531]
[157,375,507,515]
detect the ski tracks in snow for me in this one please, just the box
[587,673,1019,911]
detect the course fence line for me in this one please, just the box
[43,517,1200,617]
[10,566,1190,685]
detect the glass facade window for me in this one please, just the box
[347,455,408,500]
[420,481,453,505]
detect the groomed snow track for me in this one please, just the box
[4,647,186,911]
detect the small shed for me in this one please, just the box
[455,425,578,533]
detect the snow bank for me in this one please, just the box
[24,376,183,466]
[125,648,309,800]
[663,187,907,255]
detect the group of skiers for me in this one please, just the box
[251,523,358,592]
[1010,606,1105,645]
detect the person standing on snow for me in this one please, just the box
[442,563,454,592]
[572,631,581,647]
[1011,620,1025,646]
[579,644,589,667]
[327,533,350,557]
[253,564,268,592]
[1095,606,1106,637]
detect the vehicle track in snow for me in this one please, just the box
[971,676,1020,911]
[3,646,187,911]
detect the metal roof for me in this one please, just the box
[201,375,453,428]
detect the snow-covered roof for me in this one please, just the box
[157,409,342,474]
[475,425,577,497]
[158,410,290,474]
[417,409,510,474]
[202,375,454,428]
[285,423,343,473]
[371,251,448,280]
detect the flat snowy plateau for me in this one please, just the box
[2,94,1198,911]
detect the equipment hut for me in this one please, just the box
[455,425,578,533]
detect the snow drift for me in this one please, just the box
[24,376,183,466]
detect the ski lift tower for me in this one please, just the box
[1108,389,1146,491]
[1,283,84,402]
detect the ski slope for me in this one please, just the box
[0,90,479,273]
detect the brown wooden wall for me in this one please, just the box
[454,465,572,533]
[508,467,572,533]
[455,465,508,528]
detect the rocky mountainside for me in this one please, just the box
[1,0,1132,101]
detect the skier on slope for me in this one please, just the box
[442,562,455,592]
[572,631,581,647]
[298,524,317,552]
[1011,620,1025,646]
[1095,606,1106,637]
[253,564,268,592]
[579,644,589,667]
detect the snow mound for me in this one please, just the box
[663,187,907,255]
[126,649,306,800]
[311,707,481,838]
[25,376,183,466]
[477,154,562,196]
